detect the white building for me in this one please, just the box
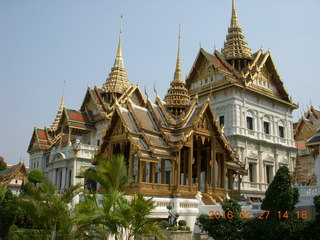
[186,0,297,201]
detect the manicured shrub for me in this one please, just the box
[262,166,299,216]
[159,220,169,229]
[178,220,186,226]
[179,226,187,231]
[28,169,44,184]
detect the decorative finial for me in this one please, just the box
[173,24,182,82]
[153,81,159,96]
[61,80,66,107]
[144,84,149,100]
[200,42,202,49]
[231,0,239,27]
[114,14,124,67]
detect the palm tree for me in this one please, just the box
[76,154,165,240]
[15,180,82,239]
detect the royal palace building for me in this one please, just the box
[28,14,245,205]
[28,0,297,204]
[185,0,298,200]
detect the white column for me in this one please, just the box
[275,152,279,172]
[61,168,66,190]
[316,147,320,187]
[52,168,57,187]
[258,150,264,183]
[73,159,77,186]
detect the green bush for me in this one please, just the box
[314,195,320,215]
[199,200,245,240]
[186,226,190,231]
[28,169,44,184]
[21,182,35,195]
[178,226,187,231]
[261,166,299,216]
[0,160,7,171]
[168,226,174,231]
[178,220,186,226]
[159,220,169,229]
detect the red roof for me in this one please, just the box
[209,55,228,71]
[69,111,89,122]
[37,129,47,139]
[295,141,306,149]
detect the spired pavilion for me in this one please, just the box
[98,26,246,202]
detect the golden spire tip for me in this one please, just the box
[173,24,182,82]
[231,0,239,27]
[114,15,124,68]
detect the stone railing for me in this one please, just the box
[240,181,269,192]
[296,185,320,206]
[50,143,97,163]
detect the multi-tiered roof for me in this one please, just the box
[221,0,252,64]
[164,26,190,117]
[102,16,132,98]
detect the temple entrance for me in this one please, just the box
[191,136,211,192]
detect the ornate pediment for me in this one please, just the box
[194,58,215,80]
[195,114,212,131]
[248,151,258,159]
[112,121,126,136]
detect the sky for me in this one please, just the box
[1,0,320,166]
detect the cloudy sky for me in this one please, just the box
[1,0,319,165]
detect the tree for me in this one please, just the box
[27,168,44,185]
[0,186,17,239]
[302,195,320,240]
[243,166,304,240]
[13,180,82,239]
[75,154,165,240]
[199,199,245,240]
[0,156,7,171]
[0,156,7,182]
[261,166,299,216]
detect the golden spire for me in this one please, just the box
[164,25,190,117]
[50,88,65,131]
[114,14,124,68]
[173,24,182,82]
[231,0,239,27]
[102,15,132,97]
[221,0,252,63]
[293,153,307,185]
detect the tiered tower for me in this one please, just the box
[164,26,190,117]
[221,0,252,70]
[102,16,132,102]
